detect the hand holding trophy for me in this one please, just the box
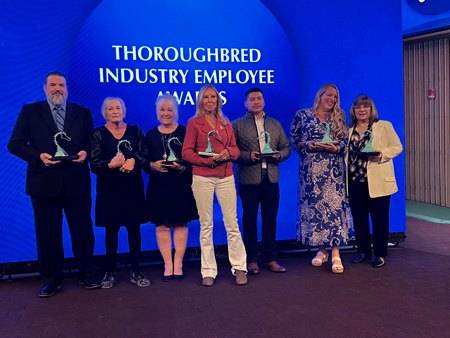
[50,131,80,161]
[255,131,277,159]
[313,122,339,153]
[163,137,182,163]
[360,129,381,159]
[199,130,221,157]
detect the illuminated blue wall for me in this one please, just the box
[1,0,406,263]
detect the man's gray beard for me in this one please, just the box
[51,93,65,106]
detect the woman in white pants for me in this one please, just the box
[182,84,247,287]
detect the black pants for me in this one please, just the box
[31,193,95,280]
[348,180,391,258]
[238,176,280,263]
[105,224,142,272]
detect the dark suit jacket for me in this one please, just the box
[8,100,94,197]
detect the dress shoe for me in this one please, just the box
[173,274,184,281]
[235,270,248,285]
[202,277,214,286]
[39,282,62,298]
[264,261,287,273]
[162,275,174,282]
[78,277,102,289]
[372,257,385,268]
[247,262,260,275]
[352,253,369,263]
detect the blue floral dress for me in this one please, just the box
[290,108,353,246]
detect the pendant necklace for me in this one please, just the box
[161,132,172,161]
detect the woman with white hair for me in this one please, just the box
[144,94,198,281]
[91,97,150,288]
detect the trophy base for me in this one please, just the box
[316,141,339,145]
[198,152,219,157]
[162,160,189,166]
[354,151,380,157]
[50,155,80,161]
[256,152,277,158]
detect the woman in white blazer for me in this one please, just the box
[347,94,402,268]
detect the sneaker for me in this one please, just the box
[130,270,151,288]
[101,271,118,289]
[235,270,248,285]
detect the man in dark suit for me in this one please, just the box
[8,71,100,297]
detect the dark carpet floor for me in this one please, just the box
[1,217,449,338]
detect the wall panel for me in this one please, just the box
[404,33,450,206]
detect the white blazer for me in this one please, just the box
[347,120,403,198]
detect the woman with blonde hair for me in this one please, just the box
[182,84,247,286]
[290,83,353,273]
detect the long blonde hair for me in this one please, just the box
[195,84,229,124]
[312,83,346,139]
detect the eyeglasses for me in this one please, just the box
[354,105,371,110]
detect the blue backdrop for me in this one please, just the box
[1,0,406,264]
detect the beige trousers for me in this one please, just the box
[192,175,247,278]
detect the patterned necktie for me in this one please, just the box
[54,106,65,131]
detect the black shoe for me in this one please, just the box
[173,274,184,281]
[78,277,102,289]
[372,257,385,268]
[39,282,62,298]
[162,275,174,282]
[352,254,368,263]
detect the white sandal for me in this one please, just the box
[331,256,344,274]
[311,251,329,267]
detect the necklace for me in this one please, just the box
[161,132,172,161]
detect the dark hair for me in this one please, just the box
[245,87,264,99]
[349,94,379,126]
[44,71,67,84]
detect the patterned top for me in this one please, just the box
[290,108,353,246]
[348,124,373,183]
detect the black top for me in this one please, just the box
[90,125,147,226]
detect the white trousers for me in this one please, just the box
[192,175,247,278]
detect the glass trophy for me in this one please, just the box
[256,131,276,158]
[199,130,220,157]
[360,130,380,156]
[318,122,337,144]
[50,131,79,161]
[164,136,182,163]
[116,139,132,156]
